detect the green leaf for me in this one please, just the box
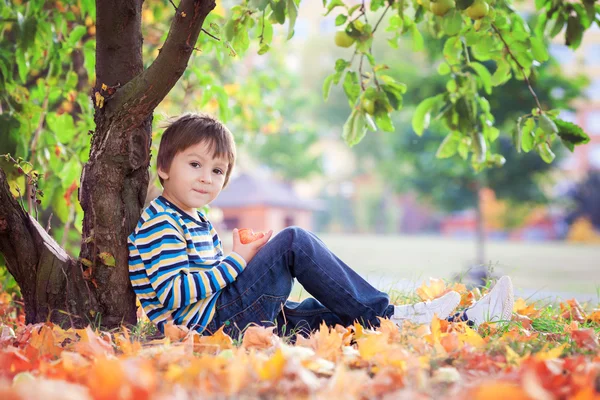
[436,133,460,159]
[410,24,424,51]
[258,43,270,55]
[539,114,558,134]
[521,118,535,152]
[412,95,443,136]
[442,9,463,37]
[342,71,360,106]
[438,62,451,75]
[456,0,474,10]
[271,0,286,24]
[325,0,345,16]
[536,142,555,163]
[382,84,404,110]
[16,49,27,83]
[287,0,298,39]
[470,62,492,95]
[335,14,347,26]
[443,37,462,64]
[342,109,368,146]
[553,118,590,151]
[47,113,77,142]
[565,15,584,49]
[322,74,336,101]
[491,59,511,86]
[375,110,394,132]
[99,252,116,267]
[550,13,565,38]
[67,25,87,46]
[530,36,549,62]
[365,113,377,131]
[261,18,274,44]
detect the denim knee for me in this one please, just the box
[281,226,309,244]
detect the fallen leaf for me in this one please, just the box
[571,328,599,351]
[416,278,449,301]
[162,322,189,342]
[242,326,279,350]
[193,325,233,354]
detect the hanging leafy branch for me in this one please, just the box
[213,0,595,169]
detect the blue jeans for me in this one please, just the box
[203,227,394,338]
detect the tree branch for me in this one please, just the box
[492,24,543,112]
[0,167,97,326]
[107,0,216,125]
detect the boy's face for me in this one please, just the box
[158,141,229,215]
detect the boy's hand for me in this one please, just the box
[232,228,273,264]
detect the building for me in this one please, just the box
[210,173,324,233]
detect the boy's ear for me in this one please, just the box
[157,167,169,181]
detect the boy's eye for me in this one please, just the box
[190,162,200,168]
[213,169,224,175]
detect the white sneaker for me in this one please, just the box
[392,291,461,325]
[466,275,514,326]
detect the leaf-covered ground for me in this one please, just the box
[1,279,599,399]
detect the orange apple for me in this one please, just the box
[238,228,265,244]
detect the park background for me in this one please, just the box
[1,0,599,306]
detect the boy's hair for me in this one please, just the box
[157,113,236,188]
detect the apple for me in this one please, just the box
[430,0,455,16]
[334,31,355,48]
[238,228,265,244]
[465,0,489,19]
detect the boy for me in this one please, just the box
[128,113,514,337]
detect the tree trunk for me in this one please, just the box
[474,178,486,267]
[0,0,216,329]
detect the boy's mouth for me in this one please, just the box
[193,189,209,194]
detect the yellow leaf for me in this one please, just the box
[534,343,567,360]
[504,345,525,366]
[94,92,104,108]
[459,325,486,348]
[357,333,388,361]
[416,278,448,301]
[258,348,286,380]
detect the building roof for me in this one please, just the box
[211,173,324,211]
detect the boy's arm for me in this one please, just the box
[135,213,247,309]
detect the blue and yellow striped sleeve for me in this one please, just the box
[135,213,247,310]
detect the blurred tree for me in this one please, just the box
[566,171,600,230]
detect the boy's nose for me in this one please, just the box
[200,173,212,183]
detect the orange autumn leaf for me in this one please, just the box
[587,309,600,324]
[193,325,233,354]
[560,299,586,323]
[241,326,279,350]
[86,358,126,400]
[162,321,189,342]
[469,381,531,400]
[513,298,539,318]
[512,313,533,329]
[571,328,599,351]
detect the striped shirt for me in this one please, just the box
[128,196,246,334]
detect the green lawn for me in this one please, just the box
[314,233,600,302]
[222,232,600,304]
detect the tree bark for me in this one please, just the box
[0,0,216,329]
[0,169,97,326]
